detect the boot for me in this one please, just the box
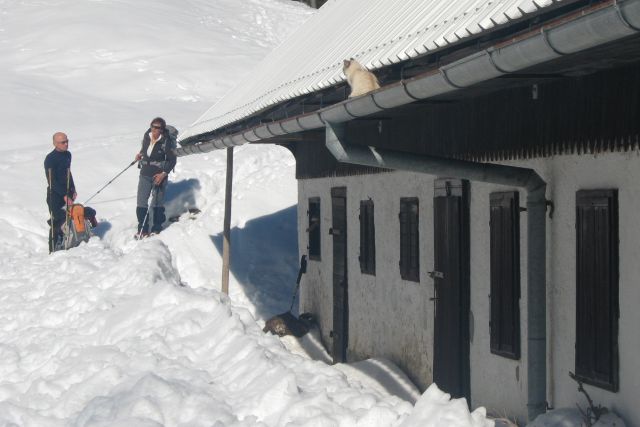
[151,207,166,234]
[84,207,98,227]
[48,218,64,253]
[54,232,65,251]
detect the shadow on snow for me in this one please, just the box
[211,205,299,321]
[164,178,201,218]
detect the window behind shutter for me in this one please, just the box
[575,189,619,391]
[359,200,376,275]
[308,198,321,261]
[400,198,419,282]
[489,191,521,359]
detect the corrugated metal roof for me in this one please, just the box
[180,0,567,142]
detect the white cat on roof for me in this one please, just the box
[343,58,380,98]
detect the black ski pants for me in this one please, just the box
[47,193,66,253]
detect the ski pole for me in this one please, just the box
[83,160,138,205]
[47,168,55,253]
[64,168,71,250]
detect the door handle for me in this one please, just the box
[428,270,444,279]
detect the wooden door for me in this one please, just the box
[432,178,470,401]
[331,187,348,363]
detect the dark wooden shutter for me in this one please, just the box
[399,198,419,282]
[308,198,321,261]
[359,200,376,275]
[489,191,521,359]
[575,189,619,391]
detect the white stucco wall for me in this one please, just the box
[298,171,436,389]
[483,152,640,425]
[467,179,530,419]
[542,152,640,426]
[297,150,640,425]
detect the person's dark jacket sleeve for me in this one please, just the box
[68,156,76,195]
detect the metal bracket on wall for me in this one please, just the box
[546,199,554,219]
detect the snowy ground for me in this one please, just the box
[0,1,493,425]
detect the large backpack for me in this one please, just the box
[164,125,178,172]
[59,204,93,250]
[165,125,179,151]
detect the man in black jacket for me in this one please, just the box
[45,132,76,253]
[134,117,177,237]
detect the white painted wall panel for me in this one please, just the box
[298,171,437,389]
[542,152,640,427]
[297,151,640,425]
[468,180,529,419]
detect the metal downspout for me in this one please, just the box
[326,124,547,421]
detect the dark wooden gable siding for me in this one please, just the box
[290,62,640,180]
[575,189,619,391]
[344,62,640,161]
[489,191,521,359]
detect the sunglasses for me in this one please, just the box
[57,140,69,144]
[151,125,163,130]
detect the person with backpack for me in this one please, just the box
[44,132,99,253]
[134,117,177,238]
[45,132,77,253]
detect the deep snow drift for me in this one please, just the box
[0,0,493,425]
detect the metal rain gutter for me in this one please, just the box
[325,123,548,422]
[177,0,640,156]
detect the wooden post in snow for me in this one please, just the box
[221,147,234,295]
